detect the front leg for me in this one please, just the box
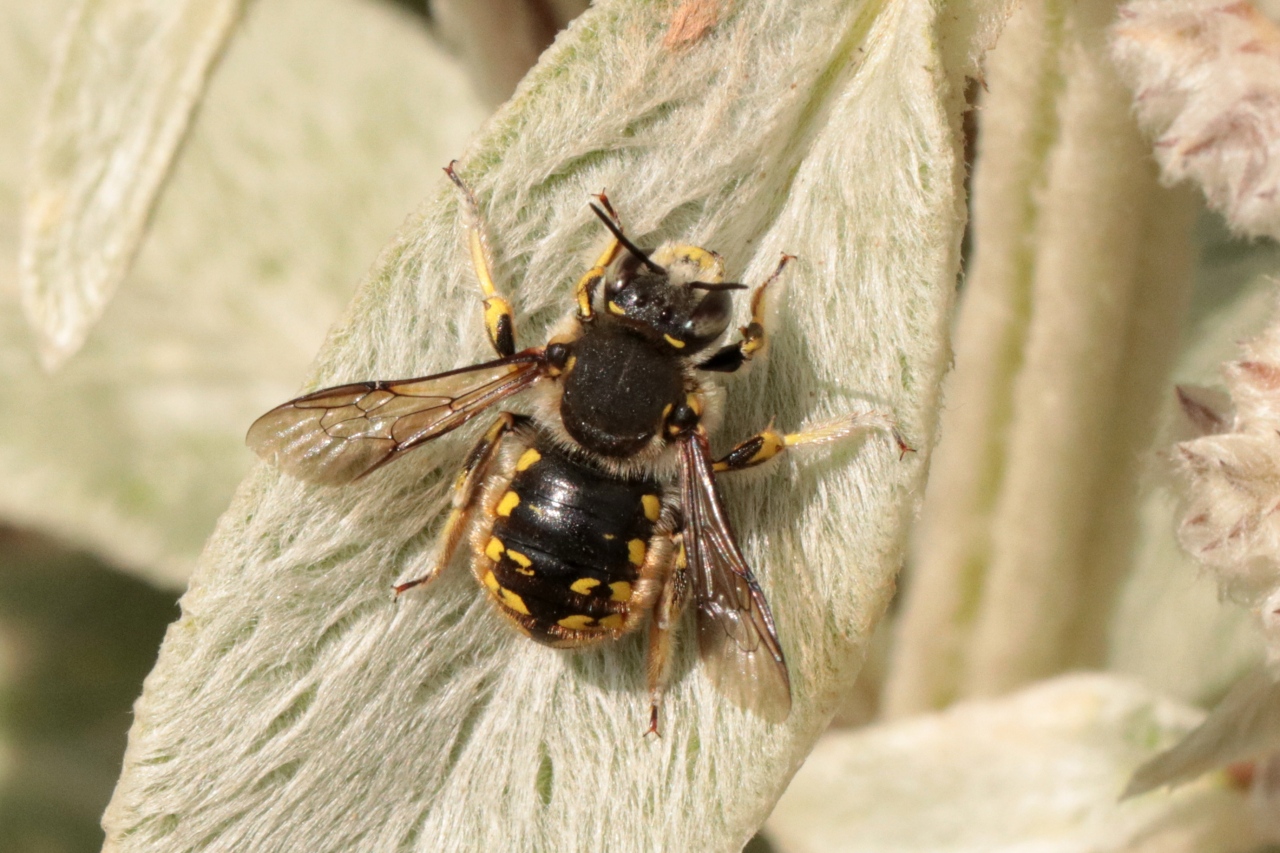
[696,253,793,373]
[572,192,624,321]
[446,162,517,358]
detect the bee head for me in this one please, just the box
[589,205,742,354]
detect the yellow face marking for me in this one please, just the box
[507,549,533,569]
[663,333,686,349]
[570,577,601,595]
[557,614,596,630]
[565,355,578,373]
[485,536,505,563]
[602,533,616,541]
[662,403,673,420]
[641,494,661,522]
[628,539,647,566]
[607,300,626,316]
[515,448,541,472]
[482,569,501,593]
[686,394,703,416]
[598,614,625,630]
[609,581,633,602]
[500,587,530,616]
[496,490,520,517]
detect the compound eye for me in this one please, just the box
[682,289,732,347]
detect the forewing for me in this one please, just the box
[679,430,792,722]
[246,353,544,485]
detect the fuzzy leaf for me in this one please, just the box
[104,0,997,848]
[770,675,1264,853]
[20,0,246,369]
[0,0,487,585]
[886,0,1200,714]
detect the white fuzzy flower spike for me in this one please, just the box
[1111,0,1280,241]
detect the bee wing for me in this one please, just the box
[678,429,792,722]
[247,352,545,485]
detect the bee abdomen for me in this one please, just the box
[480,439,664,643]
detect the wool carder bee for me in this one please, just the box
[247,164,906,732]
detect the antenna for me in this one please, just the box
[589,204,666,275]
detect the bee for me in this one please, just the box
[247,163,907,733]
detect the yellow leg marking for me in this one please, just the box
[496,490,520,517]
[575,270,602,318]
[485,536,505,563]
[446,164,517,356]
[713,427,786,473]
[641,494,661,522]
[570,577,601,595]
[663,334,685,349]
[609,581,633,602]
[557,614,596,630]
[515,448,541,472]
[574,232,622,320]
[628,539,647,566]
[599,614,625,630]
[500,587,530,615]
[482,569,501,593]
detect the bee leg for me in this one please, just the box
[573,192,625,322]
[695,253,793,373]
[394,413,521,594]
[645,532,690,738]
[713,410,913,474]
[445,162,517,358]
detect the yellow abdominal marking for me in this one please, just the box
[607,301,626,316]
[599,614,625,630]
[641,495,661,522]
[500,587,530,615]
[557,614,595,630]
[482,569,501,593]
[515,448,541,471]
[496,490,520,517]
[570,577,601,595]
[663,334,685,349]
[506,549,534,574]
[485,537,505,563]
[628,539,647,566]
[609,581,632,602]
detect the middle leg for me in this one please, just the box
[696,253,794,373]
[713,409,912,474]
